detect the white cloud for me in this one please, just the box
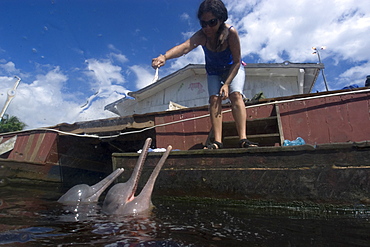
[85,58,125,88]
[84,58,128,101]
[180,12,192,26]
[337,61,370,87]
[224,0,370,64]
[180,13,190,21]
[168,46,205,72]
[110,53,128,64]
[130,65,156,89]
[1,68,80,129]
[0,62,19,74]
[107,44,120,53]
[225,0,258,15]
[0,59,129,129]
[79,58,129,120]
[108,44,129,64]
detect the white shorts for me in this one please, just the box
[207,65,245,97]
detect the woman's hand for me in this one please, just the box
[152,54,166,69]
[220,84,229,100]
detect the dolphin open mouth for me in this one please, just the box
[126,138,151,202]
[127,166,142,202]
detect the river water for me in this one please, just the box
[0,184,369,247]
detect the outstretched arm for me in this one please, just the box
[152,30,204,69]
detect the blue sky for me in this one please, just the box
[0,0,369,129]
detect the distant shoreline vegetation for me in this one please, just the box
[0,114,26,133]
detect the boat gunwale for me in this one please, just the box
[112,141,370,158]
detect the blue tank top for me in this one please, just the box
[202,26,234,76]
[202,46,233,76]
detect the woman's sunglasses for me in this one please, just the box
[200,18,218,28]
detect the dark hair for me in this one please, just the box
[197,0,228,23]
[198,0,229,51]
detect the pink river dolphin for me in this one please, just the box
[58,138,172,216]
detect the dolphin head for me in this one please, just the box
[58,168,124,204]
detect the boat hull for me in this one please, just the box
[112,141,370,204]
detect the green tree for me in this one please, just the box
[0,114,26,133]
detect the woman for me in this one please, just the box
[152,0,257,149]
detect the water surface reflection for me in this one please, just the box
[0,185,369,246]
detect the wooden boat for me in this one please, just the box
[0,129,113,187]
[111,87,370,204]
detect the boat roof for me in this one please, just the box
[127,62,324,101]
